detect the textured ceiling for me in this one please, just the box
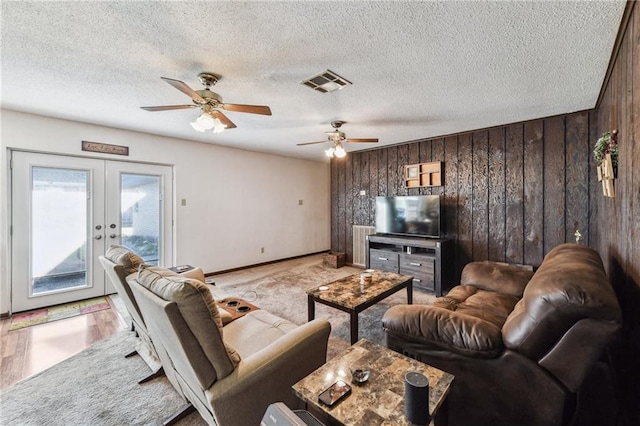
[1,1,626,161]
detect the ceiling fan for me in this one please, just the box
[297,121,378,158]
[140,72,272,133]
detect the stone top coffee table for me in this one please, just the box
[292,339,454,426]
[307,270,413,344]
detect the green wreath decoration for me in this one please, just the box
[593,131,618,168]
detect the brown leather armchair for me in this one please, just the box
[382,244,622,426]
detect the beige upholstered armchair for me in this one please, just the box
[99,245,163,383]
[127,264,331,426]
[100,244,232,384]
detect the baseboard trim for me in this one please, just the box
[0,252,337,316]
[204,250,330,277]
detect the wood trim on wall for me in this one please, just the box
[595,0,637,109]
[595,1,640,423]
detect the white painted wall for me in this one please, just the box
[0,109,331,315]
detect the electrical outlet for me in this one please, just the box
[261,247,265,254]
[359,190,366,196]
[298,199,303,205]
[181,198,187,206]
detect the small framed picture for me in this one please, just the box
[406,165,419,179]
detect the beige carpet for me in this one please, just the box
[213,253,435,360]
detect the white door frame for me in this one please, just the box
[9,150,174,313]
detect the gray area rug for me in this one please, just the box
[0,331,205,426]
[0,256,434,425]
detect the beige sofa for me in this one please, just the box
[127,263,331,426]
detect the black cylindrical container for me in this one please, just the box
[405,371,429,425]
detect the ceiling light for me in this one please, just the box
[190,120,206,132]
[301,70,352,93]
[212,118,225,133]
[190,111,226,133]
[324,141,347,158]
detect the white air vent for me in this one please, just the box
[300,70,352,93]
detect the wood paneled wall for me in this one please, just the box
[331,111,595,283]
[595,1,640,423]
[330,2,638,420]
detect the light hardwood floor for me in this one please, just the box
[0,296,128,391]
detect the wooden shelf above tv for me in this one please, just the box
[405,161,442,188]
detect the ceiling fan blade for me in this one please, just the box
[297,141,328,146]
[140,105,198,112]
[211,110,237,129]
[222,103,272,116]
[161,77,206,103]
[346,138,379,143]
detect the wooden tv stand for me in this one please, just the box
[365,234,452,296]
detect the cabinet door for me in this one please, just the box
[370,249,399,272]
[400,254,435,291]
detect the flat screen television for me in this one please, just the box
[375,195,441,238]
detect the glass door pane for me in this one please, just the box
[104,161,172,296]
[31,167,90,294]
[120,173,161,265]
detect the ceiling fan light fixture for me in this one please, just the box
[196,112,215,130]
[297,120,375,158]
[212,118,226,133]
[334,143,346,158]
[191,110,226,133]
[190,119,206,132]
[143,73,267,133]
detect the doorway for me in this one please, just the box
[11,151,173,312]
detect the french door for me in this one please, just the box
[11,152,173,312]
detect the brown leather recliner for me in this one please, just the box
[382,243,622,426]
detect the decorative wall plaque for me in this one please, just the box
[81,140,129,156]
[404,161,443,188]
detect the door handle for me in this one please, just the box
[109,234,120,239]
[410,262,422,266]
[95,225,102,230]
[378,257,388,261]
[414,278,422,283]
[94,235,102,240]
